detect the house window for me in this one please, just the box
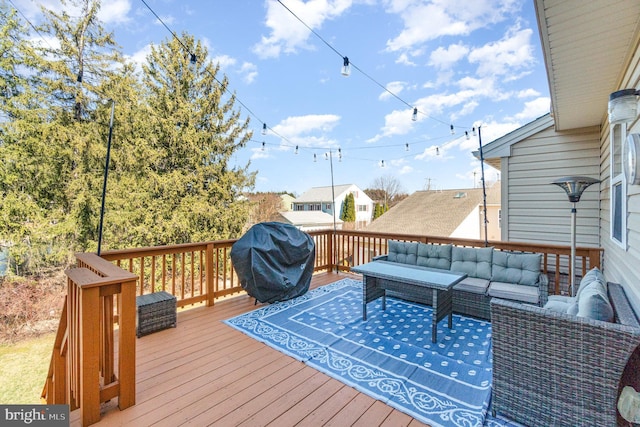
[357,205,368,212]
[610,123,627,247]
[325,204,332,210]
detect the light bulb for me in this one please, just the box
[450,124,455,135]
[412,108,418,121]
[341,57,351,77]
[465,131,469,140]
[405,143,409,151]
[261,123,267,135]
[295,145,299,154]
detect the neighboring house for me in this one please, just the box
[292,184,374,229]
[276,211,343,232]
[280,194,295,212]
[365,185,501,241]
[482,0,640,309]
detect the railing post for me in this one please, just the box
[80,285,101,426]
[588,248,601,270]
[329,230,335,273]
[206,243,215,306]
[118,278,136,409]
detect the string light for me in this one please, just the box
[341,57,350,77]
[465,131,470,140]
[405,143,409,151]
[190,53,197,65]
[473,127,477,136]
[295,145,299,154]
[325,152,329,160]
[338,148,342,162]
[450,124,455,135]
[313,153,317,162]
[412,108,418,121]
[380,160,385,168]
[261,123,267,135]
[261,141,265,151]
[436,147,440,156]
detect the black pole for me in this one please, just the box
[97,100,115,256]
[478,126,489,246]
[329,150,337,273]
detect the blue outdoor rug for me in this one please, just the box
[224,278,520,427]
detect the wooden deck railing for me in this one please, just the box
[43,229,602,425]
[41,253,137,426]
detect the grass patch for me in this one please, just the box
[0,333,55,404]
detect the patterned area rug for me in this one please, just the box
[224,278,519,427]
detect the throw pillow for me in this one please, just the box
[576,267,604,299]
[451,246,493,280]
[416,243,452,270]
[577,280,613,322]
[491,251,542,286]
[387,240,418,265]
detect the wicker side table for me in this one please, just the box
[136,291,177,337]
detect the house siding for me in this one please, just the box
[503,126,601,246]
[600,35,640,310]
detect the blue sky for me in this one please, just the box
[15,0,550,195]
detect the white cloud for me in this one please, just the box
[271,114,341,148]
[379,81,406,101]
[429,43,470,69]
[395,53,416,66]
[517,88,541,98]
[125,44,151,71]
[384,0,520,53]
[212,54,237,69]
[468,26,534,77]
[253,0,354,59]
[512,97,551,121]
[398,165,414,174]
[98,0,131,25]
[240,62,258,84]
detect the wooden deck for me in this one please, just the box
[72,272,430,427]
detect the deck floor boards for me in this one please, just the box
[72,272,430,426]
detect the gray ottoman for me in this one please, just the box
[136,291,177,337]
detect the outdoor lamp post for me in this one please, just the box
[551,176,600,296]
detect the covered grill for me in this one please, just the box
[230,222,315,303]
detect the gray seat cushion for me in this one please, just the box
[489,281,540,304]
[453,277,490,294]
[491,251,542,286]
[387,240,418,265]
[416,243,452,270]
[451,246,493,280]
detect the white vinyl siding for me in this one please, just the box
[600,40,640,311]
[503,126,601,247]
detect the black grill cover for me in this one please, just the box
[230,222,315,303]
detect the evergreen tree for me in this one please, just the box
[340,193,356,222]
[138,33,255,244]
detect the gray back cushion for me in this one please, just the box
[416,243,452,270]
[491,251,542,286]
[387,240,418,265]
[451,246,493,280]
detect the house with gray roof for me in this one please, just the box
[292,184,374,229]
[365,185,501,240]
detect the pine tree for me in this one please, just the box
[340,193,356,222]
[138,33,255,244]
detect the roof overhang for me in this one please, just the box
[535,0,640,130]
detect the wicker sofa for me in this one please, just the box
[491,279,640,426]
[373,240,549,320]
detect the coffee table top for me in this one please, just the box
[351,260,466,290]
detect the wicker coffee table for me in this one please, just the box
[351,261,466,342]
